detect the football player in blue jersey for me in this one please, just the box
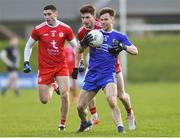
[74,7,138,133]
[100,7,138,131]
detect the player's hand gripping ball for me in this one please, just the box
[88,29,104,48]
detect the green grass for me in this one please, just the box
[0,82,180,137]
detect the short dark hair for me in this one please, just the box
[80,4,96,16]
[99,7,116,17]
[43,5,57,11]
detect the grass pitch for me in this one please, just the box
[0,82,180,137]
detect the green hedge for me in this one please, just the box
[0,34,180,82]
[128,35,180,82]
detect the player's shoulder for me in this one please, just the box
[4,46,11,51]
[58,20,71,29]
[112,29,131,44]
[94,21,102,29]
[77,26,88,40]
[78,26,86,34]
[113,29,126,36]
[35,22,47,30]
[113,29,122,34]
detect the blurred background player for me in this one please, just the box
[0,36,20,96]
[23,5,77,131]
[71,4,101,125]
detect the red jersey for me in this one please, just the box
[77,21,102,41]
[31,20,75,69]
[64,45,75,74]
[115,58,121,73]
[77,20,121,73]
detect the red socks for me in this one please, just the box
[90,107,97,115]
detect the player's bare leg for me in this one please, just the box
[56,76,70,131]
[1,72,19,96]
[70,78,78,103]
[116,72,136,130]
[1,81,10,96]
[88,98,100,125]
[38,84,53,104]
[105,82,125,133]
[77,90,96,132]
[52,82,60,95]
[11,72,20,96]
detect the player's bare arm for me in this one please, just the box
[74,45,83,67]
[78,43,85,54]
[126,44,138,55]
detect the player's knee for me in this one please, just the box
[77,104,83,112]
[118,94,125,101]
[77,100,86,111]
[107,96,117,109]
[60,91,68,98]
[41,100,48,104]
[40,98,48,104]
[39,91,50,104]
[118,92,126,100]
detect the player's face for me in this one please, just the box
[10,37,19,47]
[100,13,114,32]
[81,13,95,29]
[43,10,57,26]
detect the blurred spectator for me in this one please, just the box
[0,36,20,96]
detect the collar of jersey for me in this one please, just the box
[101,29,114,33]
[46,20,60,28]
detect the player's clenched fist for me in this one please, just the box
[24,61,32,73]
[80,34,93,48]
[108,39,127,57]
[71,68,79,79]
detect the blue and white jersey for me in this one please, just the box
[88,29,132,73]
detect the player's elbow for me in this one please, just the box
[133,48,138,55]
[127,45,138,55]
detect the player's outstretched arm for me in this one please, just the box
[71,45,82,79]
[23,37,36,73]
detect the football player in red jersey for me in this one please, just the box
[64,44,78,103]
[73,4,101,126]
[23,5,77,131]
[72,4,136,131]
